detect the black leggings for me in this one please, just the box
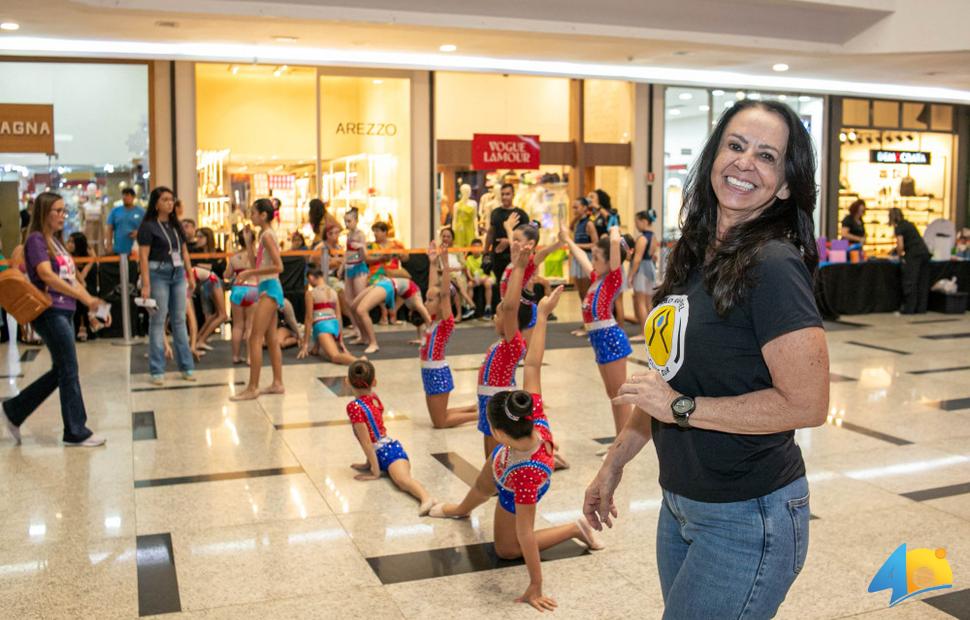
[900,254,930,314]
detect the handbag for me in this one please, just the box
[0,268,52,324]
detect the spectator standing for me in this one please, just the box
[104,187,144,255]
[483,183,529,291]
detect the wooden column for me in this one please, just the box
[569,78,585,201]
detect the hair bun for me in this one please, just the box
[507,390,533,419]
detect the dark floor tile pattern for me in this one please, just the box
[366,540,589,585]
[275,414,410,431]
[923,588,970,619]
[19,348,39,362]
[931,397,970,412]
[132,411,157,441]
[134,466,304,489]
[131,381,245,393]
[136,533,181,616]
[318,376,354,396]
[845,341,911,355]
[836,421,913,446]
[910,365,970,376]
[901,482,970,502]
[921,332,970,340]
[0,373,23,379]
[910,318,959,324]
[432,452,481,487]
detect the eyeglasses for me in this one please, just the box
[51,208,66,215]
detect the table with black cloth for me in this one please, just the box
[815,260,970,319]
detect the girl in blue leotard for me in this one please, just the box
[299,267,359,366]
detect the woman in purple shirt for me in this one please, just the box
[2,192,112,447]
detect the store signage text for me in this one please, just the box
[0,104,54,154]
[335,122,398,136]
[869,150,931,165]
[472,134,541,170]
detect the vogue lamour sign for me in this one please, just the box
[472,134,541,170]
[0,104,54,154]
[869,150,931,165]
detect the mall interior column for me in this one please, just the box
[174,61,199,220]
[411,70,432,247]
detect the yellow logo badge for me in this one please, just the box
[644,295,689,380]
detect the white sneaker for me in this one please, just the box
[64,434,106,448]
[150,375,164,386]
[4,411,22,446]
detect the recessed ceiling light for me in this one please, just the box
[735,91,746,100]
[439,44,457,53]
[778,94,787,101]
[798,95,811,102]
[699,104,710,112]
[678,92,693,101]
[773,63,789,72]
[748,93,761,100]
[711,89,725,96]
[668,108,681,116]
[0,22,20,31]
[273,35,298,43]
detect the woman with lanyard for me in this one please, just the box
[3,192,111,447]
[583,100,828,618]
[137,186,196,386]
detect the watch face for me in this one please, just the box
[672,398,694,415]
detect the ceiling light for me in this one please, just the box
[724,101,734,109]
[848,130,857,141]
[668,108,681,116]
[699,104,710,112]
[778,94,787,101]
[711,89,725,96]
[735,91,746,100]
[439,44,457,53]
[372,79,383,85]
[839,132,847,142]
[799,95,811,102]
[273,36,298,43]
[748,92,761,100]
[773,63,789,72]
[678,92,693,100]
[0,22,20,31]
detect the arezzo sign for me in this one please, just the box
[471,134,541,170]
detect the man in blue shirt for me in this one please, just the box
[105,188,144,255]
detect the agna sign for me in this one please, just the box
[869,150,932,165]
[472,134,540,170]
[0,104,54,154]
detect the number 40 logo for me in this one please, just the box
[868,544,953,607]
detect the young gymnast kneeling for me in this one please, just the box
[298,266,358,366]
[345,360,435,515]
[429,287,602,611]
[421,239,478,428]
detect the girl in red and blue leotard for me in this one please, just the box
[429,286,603,612]
[561,224,633,435]
[346,360,434,515]
[421,240,479,429]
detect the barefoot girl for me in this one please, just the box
[342,208,369,340]
[421,240,478,429]
[352,274,431,354]
[192,264,227,356]
[429,287,603,611]
[226,229,258,364]
[231,199,284,400]
[346,360,435,515]
[560,225,633,434]
[298,266,358,365]
[629,209,659,329]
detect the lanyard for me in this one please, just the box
[158,221,181,255]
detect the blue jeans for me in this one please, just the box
[2,308,92,442]
[148,261,194,377]
[657,476,810,619]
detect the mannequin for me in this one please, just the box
[478,183,501,236]
[452,183,478,248]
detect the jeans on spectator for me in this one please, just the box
[148,261,194,377]
[656,476,810,619]
[2,308,93,442]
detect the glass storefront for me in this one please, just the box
[837,98,956,256]
[195,64,411,247]
[662,87,825,242]
[0,61,151,253]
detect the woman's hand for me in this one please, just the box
[611,372,679,425]
[516,583,557,612]
[583,464,623,531]
[187,276,196,294]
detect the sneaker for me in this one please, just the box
[150,375,164,386]
[461,307,476,320]
[3,410,22,446]
[181,371,197,382]
[65,434,106,447]
[483,308,494,320]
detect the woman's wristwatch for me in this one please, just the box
[671,396,696,429]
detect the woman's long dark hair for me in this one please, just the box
[29,191,65,257]
[308,198,327,236]
[142,186,186,241]
[655,100,818,316]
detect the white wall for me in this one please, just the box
[0,62,148,168]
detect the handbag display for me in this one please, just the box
[0,268,52,324]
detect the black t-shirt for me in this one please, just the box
[489,206,530,256]
[137,219,186,263]
[894,220,929,258]
[841,215,866,240]
[644,240,823,502]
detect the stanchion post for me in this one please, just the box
[111,254,140,347]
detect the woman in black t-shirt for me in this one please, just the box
[889,207,931,314]
[841,198,866,243]
[582,100,828,618]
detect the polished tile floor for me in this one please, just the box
[2,299,969,619]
